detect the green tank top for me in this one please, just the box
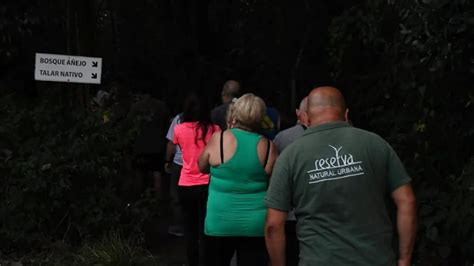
[204,128,269,237]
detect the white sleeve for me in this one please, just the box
[166,114,180,141]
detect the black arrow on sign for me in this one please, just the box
[92,61,98,67]
[91,73,97,79]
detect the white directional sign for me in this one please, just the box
[34,53,102,84]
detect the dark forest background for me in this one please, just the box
[1,0,473,265]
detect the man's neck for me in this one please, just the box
[309,116,346,127]
[222,96,232,104]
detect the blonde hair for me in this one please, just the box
[227,93,266,131]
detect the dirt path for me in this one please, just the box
[142,194,187,266]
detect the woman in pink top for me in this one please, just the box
[167,93,220,266]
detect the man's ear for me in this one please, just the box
[345,108,350,122]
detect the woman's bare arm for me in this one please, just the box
[265,141,278,176]
[198,132,220,173]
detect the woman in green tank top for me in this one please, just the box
[198,93,278,266]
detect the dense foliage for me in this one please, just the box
[329,0,474,264]
[0,90,157,257]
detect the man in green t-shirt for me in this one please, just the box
[265,87,417,266]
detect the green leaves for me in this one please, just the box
[328,0,474,264]
[0,93,155,256]
[74,231,157,266]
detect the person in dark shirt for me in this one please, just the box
[132,93,170,195]
[211,80,241,130]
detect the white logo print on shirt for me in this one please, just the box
[307,145,365,184]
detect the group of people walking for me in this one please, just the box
[160,81,417,266]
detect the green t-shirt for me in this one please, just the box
[265,122,411,266]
